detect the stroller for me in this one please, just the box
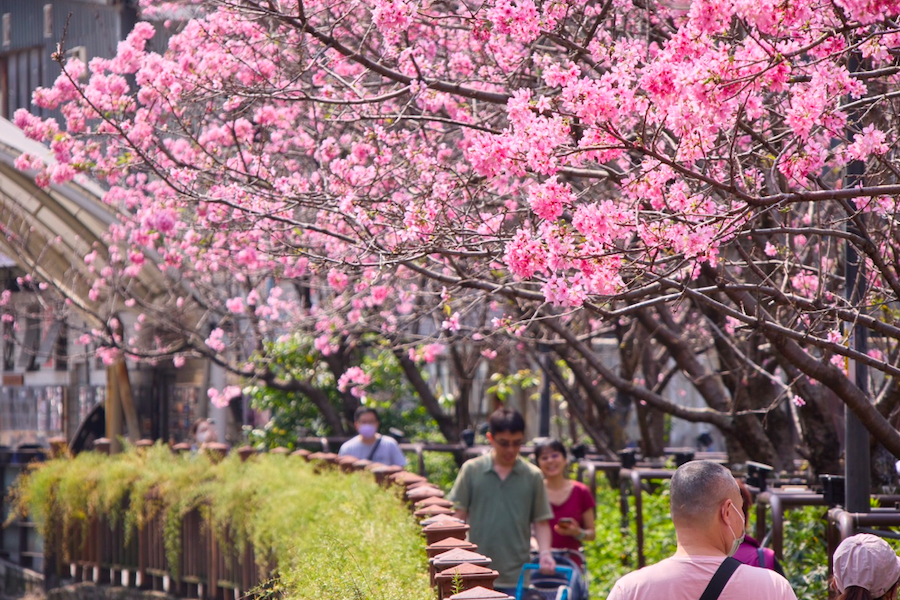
[515,550,586,600]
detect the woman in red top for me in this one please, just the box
[535,439,596,569]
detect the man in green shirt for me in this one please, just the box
[448,407,556,595]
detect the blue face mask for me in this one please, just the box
[358,424,377,438]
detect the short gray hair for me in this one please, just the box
[670,460,737,524]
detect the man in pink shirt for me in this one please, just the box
[607,461,797,600]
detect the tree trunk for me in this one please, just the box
[638,341,668,458]
[450,345,474,430]
[777,359,844,476]
[544,358,617,459]
[295,379,347,435]
[556,349,627,452]
[635,307,782,468]
[323,347,358,426]
[393,349,460,442]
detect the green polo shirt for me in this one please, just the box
[447,453,554,587]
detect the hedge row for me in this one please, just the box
[9,445,433,600]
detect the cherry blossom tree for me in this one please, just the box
[10,0,900,470]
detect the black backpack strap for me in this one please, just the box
[758,547,766,568]
[366,436,383,461]
[699,557,741,600]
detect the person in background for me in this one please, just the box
[832,533,900,600]
[448,407,556,596]
[190,418,218,450]
[534,438,596,568]
[606,460,796,600]
[338,407,407,467]
[733,480,785,575]
[535,438,595,600]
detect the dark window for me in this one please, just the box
[54,322,67,371]
[17,312,41,371]
[0,47,42,119]
[2,320,14,371]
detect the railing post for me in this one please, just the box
[48,436,68,459]
[769,493,784,560]
[209,517,219,600]
[631,470,645,568]
[137,521,148,589]
[93,438,111,455]
[756,492,768,542]
[43,515,60,592]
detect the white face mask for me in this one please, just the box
[726,503,746,557]
[196,431,207,444]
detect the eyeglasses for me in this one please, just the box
[494,439,524,449]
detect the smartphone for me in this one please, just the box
[558,517,576,526]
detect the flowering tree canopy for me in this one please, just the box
[10,0,900,467]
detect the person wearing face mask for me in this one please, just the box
[606,460,796,600]
[190,418,218,451]
[733,480,785,575]
[337,407,407,467]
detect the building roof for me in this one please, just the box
[0,117,169,319]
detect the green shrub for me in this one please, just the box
[420,450,460,493]
[10,446,431,600]
[584,477,675,598]
[781,505,829,600]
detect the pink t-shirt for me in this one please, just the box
[607,555,797,600]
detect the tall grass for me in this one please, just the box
[9,445,432,600]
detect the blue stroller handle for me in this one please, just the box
[515,563,576,600]
[519,564,575,578]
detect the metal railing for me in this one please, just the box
[56,492,264,600]
[38,442,273,599]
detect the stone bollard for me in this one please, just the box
[420,513,465,527]
[291,448,311,461]
[423,521,470,545]
[370,464,404,485]
[308,452,340,473]
[426,537,478,558]
[407,485,446,503]
[431,548,492,587]
[202,442,229,462]
[447,585,512,600]
[171,442,191,454]
[269,447,291,455]
[415,497,455,510]
[308,451,339,463]
[389,471,428,488]
[415,505,456,519]
[351,458,372,471]
[408,481,443,492]
[48,436,69,459]
[135,439,154,450]
[435,564,500,600]
[93,438,112,455]
[337,455,361,472]
[237,446,256,462]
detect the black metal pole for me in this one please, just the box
[844,51,870,513]
[538,343,551,437]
